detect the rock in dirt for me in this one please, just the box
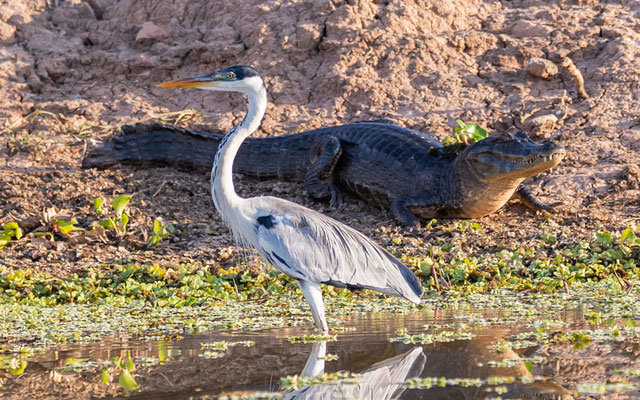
[0,20,15,42]
[510,20,552,38]
[524,113,559,138]
[525,57,558,79]
[135,21,169,43]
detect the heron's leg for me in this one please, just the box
[300,341,327,378]
[304,135,344,208]
[515,185,561,212]
[297,280,329,333]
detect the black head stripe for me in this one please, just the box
[218,65,261,80]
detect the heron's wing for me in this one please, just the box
[252,197,422,303]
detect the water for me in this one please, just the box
[0,307,633,399]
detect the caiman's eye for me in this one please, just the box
[499,131,515,141]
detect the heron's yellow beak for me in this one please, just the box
[156,75,219,88]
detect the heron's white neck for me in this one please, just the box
[211,77,267,225]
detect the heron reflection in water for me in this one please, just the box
[282,342,426,400]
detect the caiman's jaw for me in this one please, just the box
[458,131,565,182]
[484,146,565,180]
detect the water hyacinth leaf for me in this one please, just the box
[0,235,11,248]
[3,222,23,239]
[55,218,83,234]
[112,194,132,217]
[126,356,135,371]
[596,231,613,246]
[94,197,104,216]
[454,119,488,142]
[101,368,110,383]
[33,232,54,240]
[620,228,637,245]
[118,370,139,390]
[153,219,162,235]
[153,219,168,237]
[99,217,118,231]
[148,235,160,247]
[125,350,135,371]
[121,212,129,231]
[158,342,168,363]
[8,359,27,375]
[524,361,533,373]
[3,221,19,231]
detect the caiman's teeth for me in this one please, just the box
[523,152,563,164]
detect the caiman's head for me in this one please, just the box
[456,131,565,182]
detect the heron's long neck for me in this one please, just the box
[211,85,267,220]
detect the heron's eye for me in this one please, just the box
[226,72,235,80]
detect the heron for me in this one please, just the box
[157,65,423,332]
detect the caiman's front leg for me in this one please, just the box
[391,198,420,229]
[515,184,562,213]
[304,135,344,208]
[392,194,445,229]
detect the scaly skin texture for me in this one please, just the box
[83,121,565,226]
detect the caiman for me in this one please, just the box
[82,121,565,227]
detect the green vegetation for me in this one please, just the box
[0,194,173,250]
[443,119,489,146]
[154,109,205,126]
[403,223,639,293]
[0,222,22,248]
[96,194,132,236]
[148,218,171,247]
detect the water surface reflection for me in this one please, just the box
[0,309,593,399]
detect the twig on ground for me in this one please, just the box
[152,180,168,197]
[561,57,589,100]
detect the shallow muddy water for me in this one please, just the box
[4,305,632,399]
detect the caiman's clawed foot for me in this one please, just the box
[305,182,344,209]
[329,186,343,209]
[516,185,562,213]
[401,222,423,235]
[304,135,343,208]
[391,198,420,230]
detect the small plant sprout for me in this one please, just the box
[154,109,204,126]
[454,119,489,144]
[148,218,170,248]
[0,222,23,248]
[97,194,133,236]
[54,218,84,234]
[98,350,139,390]
[94,197,104,216]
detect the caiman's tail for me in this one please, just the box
[82,123,310,181]
[82,123,222,171]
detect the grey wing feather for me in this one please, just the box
[253,197,423,303]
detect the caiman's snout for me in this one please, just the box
[523,143,565,166]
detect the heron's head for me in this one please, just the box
[157,65,264,95]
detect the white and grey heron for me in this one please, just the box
[157,65,423,332]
